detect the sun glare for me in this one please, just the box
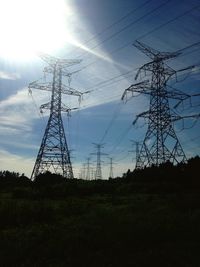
[0,0,71,61]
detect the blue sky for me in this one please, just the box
[0,0,199,178]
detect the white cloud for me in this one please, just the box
[0,149,33,177]
[0,87,49,134]
[0,90,30,135]
[0,70,20,80]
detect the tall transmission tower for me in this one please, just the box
[91,143,107,179]
[81,163,86,180]
[129,140,142,169]
[122,41,199,169]
[86,157,91,180]
[29,53,83,180]
[108,157,114,179]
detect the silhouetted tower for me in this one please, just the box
[81,163,86,180]
[108,157,114,179]
[129,140,142,169]
[29,53,82,180]
[86,157,91,180]
[91,143,107,179]
[90,167,95,180]
[122,41,197,169]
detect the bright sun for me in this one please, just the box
[0,0,71,61]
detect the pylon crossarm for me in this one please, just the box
[135,62,154,80]
[133,111,149,125]
[58,59,82,67]
[62,106,78,114]
[133,40,181,61]
[43,66,53,74]
[170,113,183,122]
[29,81,52,92]
[156,51,181,61]
[38,52,82,67]
[40,102,77,114]
[177,65,195,73]
[133,40,159,60]
[40,102,51,111]
[182,113,200,120]
[166,86,191,101]
[136,62,176,81]
[61,84,83,97]
[62,69,82,78]
[163,65,176,79]
[169,113,200,124]
[43,67,83,77]
[38,52,58,66]
[121,80,150,101]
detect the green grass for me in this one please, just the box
[0,192,200,266]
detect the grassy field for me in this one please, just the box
[0,188,200,267]
[1,158,200,266]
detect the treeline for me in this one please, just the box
[126,155,200,181]
[0,156,199,197]
[0,157,200,266]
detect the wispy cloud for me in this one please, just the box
[0,149,33,176]
[0,70,20,80]
[0,87,50,134]
[0,88,33,134]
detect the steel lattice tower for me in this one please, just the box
[129,140,142,169]
[29,53,82,180]
[86,157,91,180]
[109,157,114,179]
[122,41,197,169]
[91,143,107,179]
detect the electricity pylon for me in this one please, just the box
[91,143,107,179]
[86,157,91,180]
[29,53,83,180]
[129,140,142,169]
[108,157,114,179]
[81,163,86,180]
[122,41,199,169]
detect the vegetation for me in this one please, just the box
[0,156,200,266]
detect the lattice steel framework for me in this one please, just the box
[29,54,82,180]
[109,157,114,179]
[122,41,198,169]
[86,157,91,180]
[129,140,142,169]
[91,143,107,179]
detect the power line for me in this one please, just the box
[99,101,123,143]
[76,0,172,60]
[137,4,200,41]
[178,41,200,54]
[81,41,200,97]
[87,69,134,92]
[70,0,153,56]
[108,124,133,155]
[78,4,200,73]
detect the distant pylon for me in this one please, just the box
[91,143,107,179]
[81,163,86,180]
[122,41,199,169]
[29,53,83,180]
[90,168,95,180]
[129,140,142,169]
[86,157,91,180]
[108,157,114,179]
